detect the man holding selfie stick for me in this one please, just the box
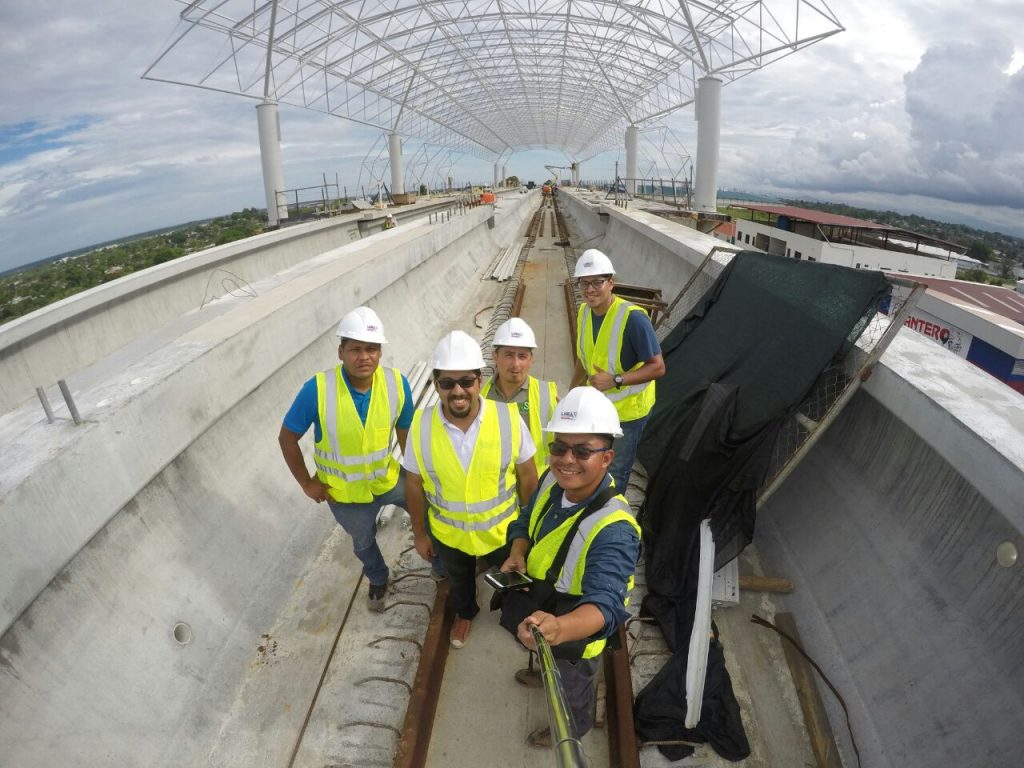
[481,317,559,473]
[404,331,539,649]
[500,387,640,748]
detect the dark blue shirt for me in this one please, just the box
[590,304,661,371]
[508,474,640,640]
[283,366,414,442]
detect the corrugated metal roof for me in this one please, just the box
[737,204,892,229]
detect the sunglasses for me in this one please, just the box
[576,277,609,291]
[548,441,611,460]
[436,375,479,391]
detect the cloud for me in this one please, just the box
[1,1,1023,272]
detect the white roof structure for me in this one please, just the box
[145,0,844,160]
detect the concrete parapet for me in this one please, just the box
[0,193,541,638]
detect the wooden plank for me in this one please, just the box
[773,612,844,768]
[739,575,794,593]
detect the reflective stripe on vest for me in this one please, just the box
[481,375,557,474]
[412,399,521,555]
[576,296,655,420]
[525,475,640,659]
[313,365,403,502]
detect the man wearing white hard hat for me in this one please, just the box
[570,248,665,492]
[404,330,539,649]
[499,387,641,748]
[279,306,413,613]
[482,317,559,473]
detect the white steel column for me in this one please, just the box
[493,163,500,189]
[501,164,506,187]
[625,125,638,195]
[388,132,404,195]
[256,100,288,227]
[694,76,722,213]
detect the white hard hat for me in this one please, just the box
[431,330,486,370]
[336,306,388,344]
[545,387,623,438]
[573,248,616,278]
[493,317,537,349]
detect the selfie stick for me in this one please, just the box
[529,625,588,767]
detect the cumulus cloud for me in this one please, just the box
[1,0,1023,271]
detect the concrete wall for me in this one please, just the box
[0,192,537,766]
[758,332,1024,767]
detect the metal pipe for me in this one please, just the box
[36,386,55,423]
[57,379,82,425]
[530,625,588,768]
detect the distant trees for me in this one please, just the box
[966,240,993,263]
[0,208,269,325]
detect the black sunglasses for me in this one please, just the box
[436,375,480,391]
[548,441,611,460]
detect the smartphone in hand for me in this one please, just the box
[484,570,533,591]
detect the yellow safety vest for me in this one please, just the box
[576,296,656,421]
[314,365,405,503]
[481,375,558,474]
[410,399,522,556]
[524,472,640,659]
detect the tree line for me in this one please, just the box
[0,209,267,325]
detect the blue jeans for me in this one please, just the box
[556,656,601,736]
[608,416,648,493]
[327,477,406,587]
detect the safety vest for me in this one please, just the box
[410,399,522,556]
[576,296,655,421]
[480,375,558,474]
[313,365,405,503]
[525,472,640,659]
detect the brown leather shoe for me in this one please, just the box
[450,617,472,649]
[526,727,552,749]
[514,667,543,688]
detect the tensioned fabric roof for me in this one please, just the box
[146,1,843,159]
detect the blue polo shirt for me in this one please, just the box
[590,308,661,370]
[283,366,414,442]
[508,473,639,639]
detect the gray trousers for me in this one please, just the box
[555,655,601,737]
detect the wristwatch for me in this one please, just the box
[613,374,624,387]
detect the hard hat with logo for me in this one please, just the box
[573,248,616,278]
[545,387,623,437]
[431,330,486,370]
[492,317,537,349]
[336,306,388,344]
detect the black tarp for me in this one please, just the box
[633,251,889,760]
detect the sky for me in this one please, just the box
[1,1,1023,273]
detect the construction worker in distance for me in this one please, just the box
[481,317,559,475]
[501,386,641,748]
[570,248,665,493]
[278,306,413,613]
[404,330,539,649]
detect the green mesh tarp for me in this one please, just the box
[633,251,889,760]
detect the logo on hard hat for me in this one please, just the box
[560,409,577,420]
[511,331,523,338]
[583,261,593,268]
[366,324,379,332]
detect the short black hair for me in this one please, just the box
[595,434,614,449]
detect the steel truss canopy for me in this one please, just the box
[145,0,844,158]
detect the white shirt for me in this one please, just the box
[402,396,536,473]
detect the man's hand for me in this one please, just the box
[518,611,563,649]
[413,532,435,563]
[588,365,616,392]
[302,477,330,503]
[500,552,526,574]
